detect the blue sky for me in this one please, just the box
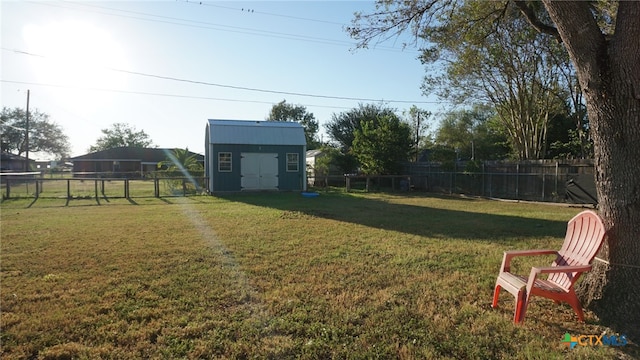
[2,1,443,159]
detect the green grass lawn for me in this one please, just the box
[1,191,636,359]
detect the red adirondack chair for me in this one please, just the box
[491,210,606,324]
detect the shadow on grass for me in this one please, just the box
[217,191,570,241]
[0,195,213,208]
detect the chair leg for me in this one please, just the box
[566,292,585,322]
[573,304,585,322]
[514,289,528,324]
[492,285,501,308]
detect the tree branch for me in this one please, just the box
[513,1,562,42]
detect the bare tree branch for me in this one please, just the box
[513,1,562,42]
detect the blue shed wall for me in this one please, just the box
[209,144,305,192]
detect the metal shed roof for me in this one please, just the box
[207,119,306,146]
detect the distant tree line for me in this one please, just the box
[267,96,592,176]
[1,107,70,160]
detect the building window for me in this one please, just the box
[286,153,299,172]
[218,152,232,172]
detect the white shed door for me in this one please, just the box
[240,153,278,190]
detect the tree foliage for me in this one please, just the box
[325,103,398,152]
[310,146,352,177]
[426,2,573,160]
[350,1,575,160]
[435,105,509,161]
[321,146,359,175]
[352,115,412,175]
[0,107,70,159]
[89,123,153,153]
[403,105,432,161]
[545,107,593,159]
[267,100,320,149]
[157,148,203,174]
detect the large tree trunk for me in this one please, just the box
[543,1,640,337]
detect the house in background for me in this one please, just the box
[305,149,324,175]
[34,160,72,171]
[305,149,341,186]
[1,152,35,172]
[70,147,204,177]
[205,119,307,192]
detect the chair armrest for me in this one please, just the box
[526,264,593,292]
[530,264,592,275]
[500,249,558,272]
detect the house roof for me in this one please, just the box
[207,119,306,146]
[1,151,30,161]
[70,147,204,163]
[306,149,324,157]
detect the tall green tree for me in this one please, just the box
[352,115,412,175]
[348,0,640,336]
[0,107,70,159]
[325,103,398,152]
[89,123,153,153]
[267,100,320,149]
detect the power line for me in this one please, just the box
[0,80,354,111]
[184,0,346,26]
[110,68,432,104]
[53,1,356,48]
[3,48,443,105]
[30,1,418,54]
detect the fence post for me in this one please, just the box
[482,163,485,197]
[488,172,492,198]
[67,179,70,199]
[542,172,546,202]
[6,179,10,199]
[449,172,453,194]
[555,162,559,199]
[516,164,520,200]
[346,176,351,192]
[95,180,100,205]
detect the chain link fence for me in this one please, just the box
[1,172,208,202]
[307,160,596,204]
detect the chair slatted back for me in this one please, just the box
[549,211,606,290]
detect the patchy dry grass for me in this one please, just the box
[1,192,636,359]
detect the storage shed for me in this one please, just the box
[205,120,307,192]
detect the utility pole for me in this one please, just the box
[25,89,30,171]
